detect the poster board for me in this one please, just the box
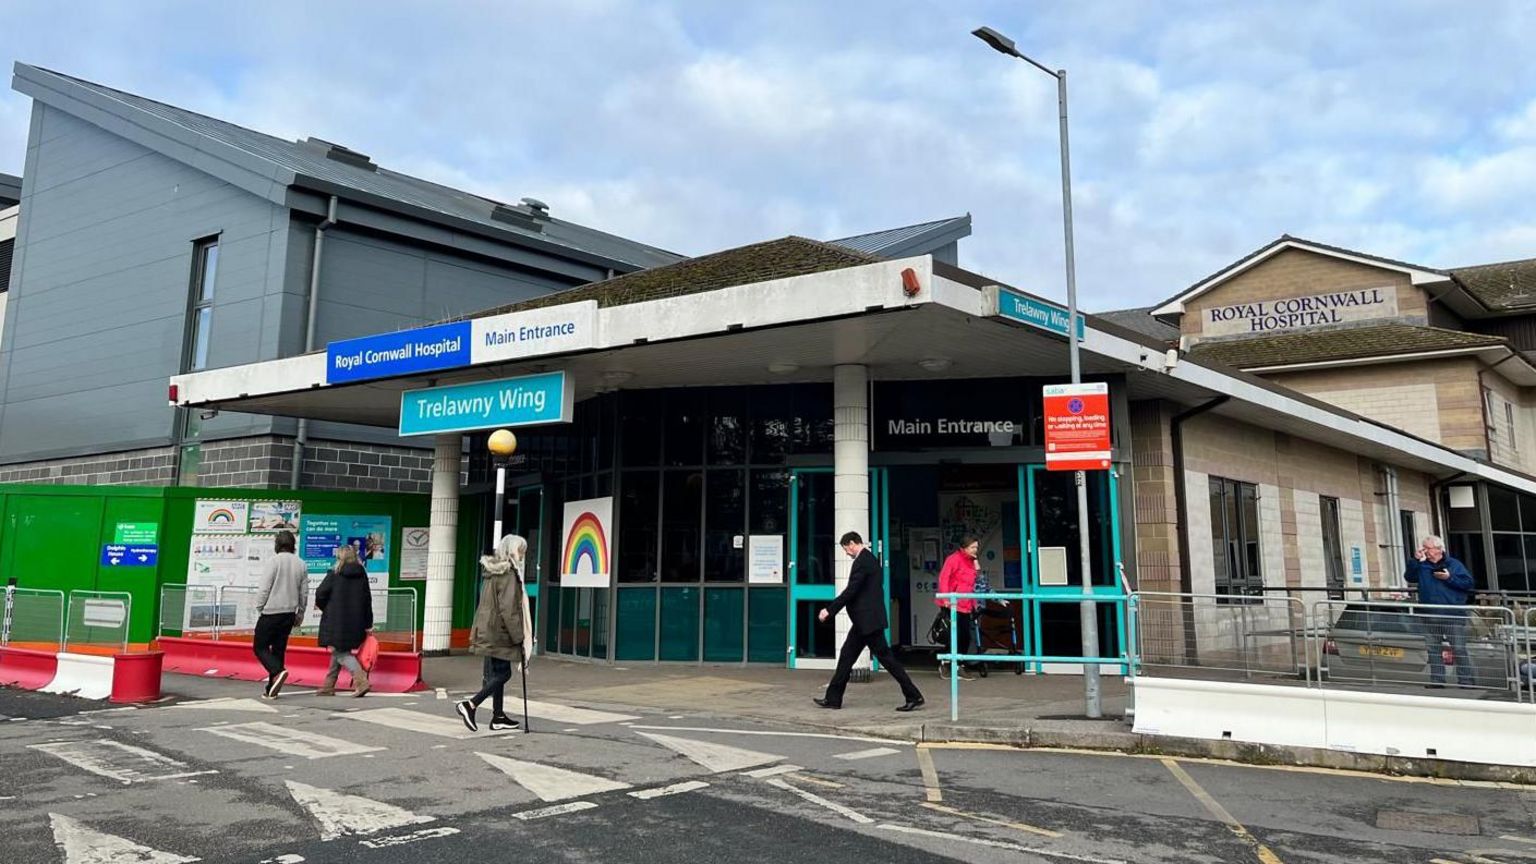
[748,535,784,584]
[399,527,430,582]
[561,497,613,589]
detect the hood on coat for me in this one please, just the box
[480,534,527,577]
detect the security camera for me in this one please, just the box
[199,409,220,421]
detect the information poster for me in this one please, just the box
[250,501,302,532]
[400,527,430,582]
[748,535,784,584]
[193,500,249,534]
[300,514,392,586]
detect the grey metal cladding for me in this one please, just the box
[13,63,684,272]
[0,172,21,207]
[0,103,287,462]
[830,215,972,259]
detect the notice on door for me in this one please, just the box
[749,535,784,584]
[1042,383,1111,471]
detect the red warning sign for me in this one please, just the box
[1043,383,1111,471]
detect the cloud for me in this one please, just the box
[1,0,1535,312]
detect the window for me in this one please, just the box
[1399,510,1417,567]
[1320,496,1346,599]
[1209,477,1262,598]
[184,238,219,371]
[1507,402,1519,453]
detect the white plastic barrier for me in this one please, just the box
[40,652,115,700]
[1134,676,1536,767]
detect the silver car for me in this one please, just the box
[1322,603,1514,691]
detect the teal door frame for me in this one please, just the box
[786,467,890,669]
[1020,464,1126,673]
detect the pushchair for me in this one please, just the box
[968,571,1025,677]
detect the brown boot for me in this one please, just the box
[316,674,337,696]
[350,667,371,698]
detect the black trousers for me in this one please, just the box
[823,628,923,706]
[252,613,295,683]
[472,657,513,716]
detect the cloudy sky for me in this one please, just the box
[2,1,1534,310]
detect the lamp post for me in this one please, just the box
[973,25,1102,718]
[487,429,518,549]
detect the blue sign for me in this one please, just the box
[1350,546,1364,582]
[399,371,572,436]
[326,321,472,384]
[101,544,158,567]
[995,288,1085,339]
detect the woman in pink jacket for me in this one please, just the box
[936,536,980,680]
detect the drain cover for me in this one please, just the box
[1375,810,1481,835]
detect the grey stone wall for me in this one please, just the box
[0,446,178,485]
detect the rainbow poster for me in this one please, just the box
[560,497,613,589]
[194,499,249,534]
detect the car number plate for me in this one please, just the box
[1358,645,1404,659]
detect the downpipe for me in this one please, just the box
[290,195,338,489]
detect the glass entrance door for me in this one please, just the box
[787,467,889,669]
[1022,465,1125,672]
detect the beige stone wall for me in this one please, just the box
[1181,247,1425,340]
[1264,358,1487,456]
[1129,401,1180,594]
[1480,372,1536,474]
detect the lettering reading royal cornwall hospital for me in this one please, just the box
[1203,287,1396,336]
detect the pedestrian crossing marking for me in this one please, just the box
[341,706,517,739]
[636,731,783,773]
[629,780,710,800]
[49,813,200,864]
[522,699,639,725]
[198,722,384,759]
[169,698,279,714]
[31,740,217,784]
[284,780,435,841]
[514,801,599,820]
[835,747,901,761]
[476,752,631,801]
[742,764,803,778]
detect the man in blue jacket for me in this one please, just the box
[1404,535,1476,687]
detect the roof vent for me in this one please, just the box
[301,137,377,172]
[491,203,544,232]
[520,197,551,219]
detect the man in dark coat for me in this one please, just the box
[814,531,924,712]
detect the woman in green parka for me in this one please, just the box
[455,534,532,732]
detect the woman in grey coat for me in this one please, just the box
[455,534,532,732]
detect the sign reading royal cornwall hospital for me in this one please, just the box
[398,370,572,437]
[1202,287,1397,337]
[326,301,597,384]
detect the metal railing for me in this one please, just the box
[1313,599,1518,700]
[63,590,132,654]
[1,584,66,651]
[1130,591,1310,684]
[156,584,420,652]
[938,590,1129,721]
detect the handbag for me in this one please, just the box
[356,633,381,672]
[927,610,952,647]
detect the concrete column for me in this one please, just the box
[833,365,870,667]
[422,433,461,654]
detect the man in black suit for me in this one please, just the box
[814,531,925,712]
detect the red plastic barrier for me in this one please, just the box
[157,637,424,693]
[0,645,59,690]
[111,651,164,703]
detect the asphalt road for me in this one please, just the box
[3,681,1535,864]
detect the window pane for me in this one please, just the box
[665,391,705,466]
[618,472,659,583]
[1208,478,1229,591]
[1400,510,1417,567]
[1241,483,1262,585]
[1489,485,1521,532]
[1225,480,1243,585]
[705,470,746,582]
[198,242,219,302]
[749,469,789,534]
[619,393,662,466]
[708,391,747,465]
[1494,533,1525,593]
[191,306,212,370]
[750,388,792,463]
[662,470,703,581]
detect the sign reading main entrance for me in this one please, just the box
[1042,383,1110,471]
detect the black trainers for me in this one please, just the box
[265,669,289,699]
[489,715,520,731]
[455,700,478,732]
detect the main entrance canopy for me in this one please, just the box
[169,237,1536,660]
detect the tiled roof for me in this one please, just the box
[1450,258,1536,311]
[1093,307,1181,344]
[451,236,878,318]
[1189,324,1506,369]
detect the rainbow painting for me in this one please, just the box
[560,498,613,588]
[206,508,239,526]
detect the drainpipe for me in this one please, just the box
[1170,396,1229,666]
[290,196,339,489]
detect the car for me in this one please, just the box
[1321,602,1514,692]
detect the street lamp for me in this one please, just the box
[973,25,1103,718]
[488,429,518,550]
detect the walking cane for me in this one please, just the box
[520,642,531,734]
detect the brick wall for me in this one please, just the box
[1129,401,1180,593]
[1181,247,1425,340]
[0,435,456,491]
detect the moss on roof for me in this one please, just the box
[1451,258,1536,311]
[1189,324,1507,369]
[452,236,879,320]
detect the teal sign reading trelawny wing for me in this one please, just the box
[991,286,1085,339]
[398,371,573,436]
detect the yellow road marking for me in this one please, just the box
[1163,758,1285,864]
[921,801,1062,838]
[915,745,943,803]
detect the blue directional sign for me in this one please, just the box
[399,371,572,436]
[994,287,1085,339]
[101,544,158,567]
[326,321,472,384]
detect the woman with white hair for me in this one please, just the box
[456,534,533,731]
